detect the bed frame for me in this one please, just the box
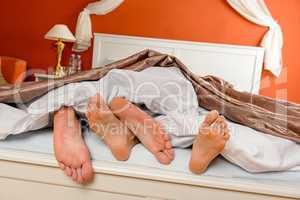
[92,33,264,94]
[0,33,299,200]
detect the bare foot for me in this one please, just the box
[189,111,230,174]
[86,94,138,161]
[109,97,174,165]
[54,107,93,184]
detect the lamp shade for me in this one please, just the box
[45,24,76,42]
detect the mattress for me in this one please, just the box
[0,128,299,184]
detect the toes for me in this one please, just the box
[154,134,166,146]
[223,121,228,130]
[64,167,73,177]
[219,116,225,121]
[71,159,82,169]
[59,162,66,170]
[214,116,223,125]
[164,134,170,141]
[214,116,229,135]
[200,126,210,135]
[165,141,172,149]
[220,121,226,131]
[153,135,174,163]
[151,133,165,150]
[154,127,170,145]
[165,149,174,160]
[62,164,92,184]
[76,168,84,184]
[212,117,225,134]
[156,151,172,165]
[82,161,94,183]
[224,132,230,141]
[72,168,78,181]
[165,140,174,160]
[202,110,219,127]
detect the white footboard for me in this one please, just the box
[0,148,298,200]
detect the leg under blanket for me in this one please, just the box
[1,67,300,172]
[0,50,299,143]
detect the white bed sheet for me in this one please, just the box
[0,128,299,183]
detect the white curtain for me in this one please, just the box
[72,0,124,52]
[227,0,283,77]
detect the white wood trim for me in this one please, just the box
[92,33,264,94]
[0,148,298,199]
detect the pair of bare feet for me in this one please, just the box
[53,94,230,184]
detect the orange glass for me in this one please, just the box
[0,56,27,84]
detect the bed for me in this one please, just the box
[0,33,299,200]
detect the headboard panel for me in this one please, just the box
[92,33,264,94]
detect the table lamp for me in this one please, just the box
[45,24,76,78]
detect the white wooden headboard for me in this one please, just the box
[92,33,264,94]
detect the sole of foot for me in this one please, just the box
[189,110,230,174]
[87,94,138,161]
[109,97,174,165]
[53,107,94,184]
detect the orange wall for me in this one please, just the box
[0,0,299,103]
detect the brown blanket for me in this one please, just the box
[0,50,299,143]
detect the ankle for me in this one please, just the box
[55,107,76,121]
[54,107,81,137]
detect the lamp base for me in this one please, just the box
[55,39,66,78]
[55,65,66,78]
